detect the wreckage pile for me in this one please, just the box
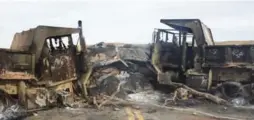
[1,42,254,120]
[85,42,237,107]
[87,42,254,109]
[2,19,254,120]
[87,42,155,98]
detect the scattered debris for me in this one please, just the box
[231,97,247,107]
[171,82,230,105]
[0,91,28,120]
[0,104,26,120]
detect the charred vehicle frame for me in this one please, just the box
[151,19,254,100]
[0,21,87,110]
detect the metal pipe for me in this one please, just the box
[179,31,182,45]
[78,20,86,52]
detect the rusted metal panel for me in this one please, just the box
[10,26,80,63]
[0,81,17,94]
[0,49,35,95]
[185,69,210,91]
[0,49,34,75]
[40,52,77,82]
[10,28,34,51]
[210,68,251,82]
[0,71,35,80]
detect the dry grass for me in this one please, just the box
[89,41,254,46]
[215,40,254,45]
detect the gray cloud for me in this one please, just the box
[0,1,254,48]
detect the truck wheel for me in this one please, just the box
[18,81,27,107]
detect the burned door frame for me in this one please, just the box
[152,19,215,88]
[152,27,198,71]
[40,35,77,83]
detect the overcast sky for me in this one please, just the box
[0,0,254,48]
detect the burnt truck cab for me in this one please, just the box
[152,19,214,85]
[11,25,80,81]
[0,21,86,109]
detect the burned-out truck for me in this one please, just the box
[0,21,87,110]
[151,19,254,99]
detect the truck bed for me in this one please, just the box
[0,49,35,79]
[204,44,254,68]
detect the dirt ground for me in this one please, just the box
[23,102,254,120]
